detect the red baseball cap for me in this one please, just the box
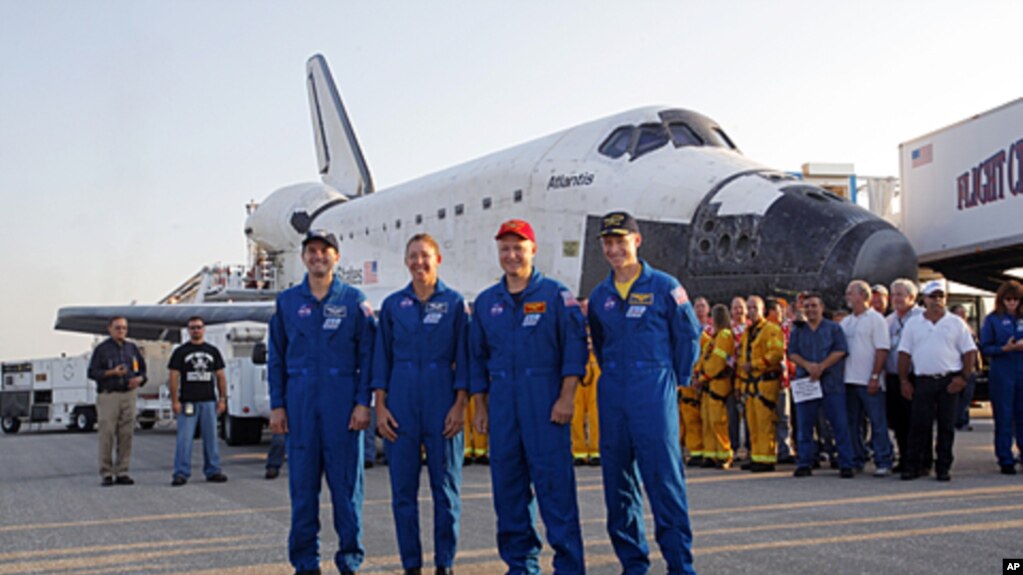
[494,219,536,243]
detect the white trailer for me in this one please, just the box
[1,341,174,434]
[898,98,1023,291]
[200,323,271,446]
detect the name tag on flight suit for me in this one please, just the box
[627,293,652,318]
[523,301,546,327]
[424,312,443,324]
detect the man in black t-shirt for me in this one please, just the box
[168,316,229,486]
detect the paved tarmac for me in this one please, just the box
[1,411,1020,575]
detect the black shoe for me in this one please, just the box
[936,470,951,482]
[751,463,776,473]
[295,570,322,575]
[900,469,920,481]
[777,455,796,465]
[265,467,280,480]
[794,467,812,477]
[588,456,601,467]
[206,472,228,483]
[740,461,753,471]
[403,569,422,575]
[574,458,587,467]
[892,462,905,473]
[700,458,717,468]
[463,455,473,466]
[101,476,114,487]
[839,468,855,479]
[364,460,375,469]
[115,475,135,485]
[1001,465,1018,475]
[476,455,489,465]
[687,456,705,468]
[435,568,454,575]
[171,475,187,487]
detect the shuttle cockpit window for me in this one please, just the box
[632,123,670,159]
[599,126,634,159]
[668,122,704,148]
[708,127,738,150]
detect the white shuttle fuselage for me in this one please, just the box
[244,54,916,308]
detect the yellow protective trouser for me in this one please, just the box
[679,387,704,458]
[745,379,780,464]
[701,379,732,462]
[571,382,599,460]
[464,399,488,457]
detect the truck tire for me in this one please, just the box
[224,415,263,446]
[139,421,156,430]
[2,416,20,434]
[74,408,97,432]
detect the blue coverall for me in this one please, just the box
[587,261,700,575]
[269,275,375,574]
[979,312,1023,467]
[470,270,588,575]
[372,280,469,571]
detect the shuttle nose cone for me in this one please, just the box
[850,227,918,287]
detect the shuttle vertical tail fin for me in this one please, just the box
[306,54,374,197]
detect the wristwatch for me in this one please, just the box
[869,373,880,381]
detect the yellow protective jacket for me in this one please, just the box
[700,329,735,392]
[736,319,785,382]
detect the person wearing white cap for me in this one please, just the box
[897,279,978,481]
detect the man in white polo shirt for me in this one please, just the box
[841,280,893,476]
[897,279,978,482]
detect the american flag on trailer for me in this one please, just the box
[911,144,932,168]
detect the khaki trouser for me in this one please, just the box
[97,389,136,477]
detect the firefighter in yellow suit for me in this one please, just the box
[680,332,708,466]
[464,400,489,464]
[737,296,786,472]
[572,351,601,465]
[696,304,735,468]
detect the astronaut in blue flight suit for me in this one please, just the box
[979,280,1023,475]
[586,212,701,575]
[373,233,469,575]
[268,230,375,575]
[470,219,589,575]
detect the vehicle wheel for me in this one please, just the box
[139,421,156,430]
[2,416,21,434]
[75,408,97,432]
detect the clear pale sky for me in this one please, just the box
[1,1,1021,360]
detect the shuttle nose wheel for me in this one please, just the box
[2,416,21,434]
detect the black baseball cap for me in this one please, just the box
[599,211,640,236]
[302,229,339,251]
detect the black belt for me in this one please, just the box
[917,371,962,380]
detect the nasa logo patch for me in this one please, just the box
[400,297,414,309]
[604,296,616,311]
[490,302,505,317]
[298,304,312,318]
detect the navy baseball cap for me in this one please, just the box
[302,229,339,251]
[599,211,640,236]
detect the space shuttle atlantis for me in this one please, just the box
[57,54,916,339]
[246,54,917,309]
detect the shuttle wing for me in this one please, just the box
[306,54,374,197]
[55,303,275,342]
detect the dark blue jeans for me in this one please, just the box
[795,390,855,470]
[846,384,893,468]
